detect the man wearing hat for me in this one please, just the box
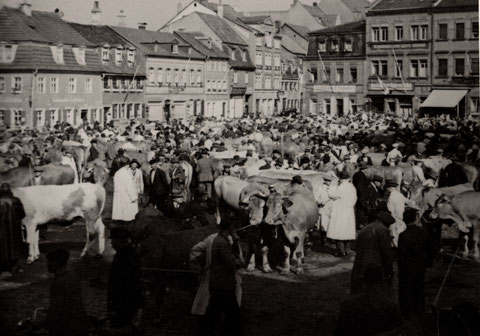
[112,158,139,223]
[352,161,372,228]
[107,227,142,329]
[0,183,25,279]
[351,211,395,295]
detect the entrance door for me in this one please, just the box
[148,102,163,121]
[337,99,344,117]
[172,101,186,120]
[81,109,88,124]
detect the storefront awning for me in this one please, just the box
[420,90,468,108]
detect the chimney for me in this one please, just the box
[313,2,318,7]
[292,0,299,6]
[117,10,126,27]
[177,1,183,14]
[91,1,101,25]
[54,8,64,18]
[274,20,282,33]
[138,22,148,30]
[20,0,32,17]
[217,1,224,18]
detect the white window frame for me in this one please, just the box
[189,70,194,85]
[35,109,45,127]
[50,77,59,93]
[102,48,109,63]
[395,26,404,41]
[0,44,15,63]
[197,70,202,85]
[127,49,135,66]
[318,40,326,52]
[330,39,339,52]
[12,109,23,126]
[68,78,77,94]
[0,109,5,125]
[157,68,164,84]
[0,76,4,93]
[394,59,403,78]
[37,76,46,94]
[12,76,22,93]
[148,68,155,84]
[411,25,420,40]
[233,71,238,84]
[245,73,249,84]
[420,25,428,40]
[49,108,59,125]
[85,78,93,94]
[77,48,86,65]
[115,48,122,64]
[344,39,352,52]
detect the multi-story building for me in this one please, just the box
[0,3,103,129]
[366,0,433,117]
[280,34,306,113]
[175,31,231,118]
[237,15,283,117]
[161,11,255,119]
[70,21,146,125]
[304,20,366,116]
[112,26,205,121]
[422,0,479,117]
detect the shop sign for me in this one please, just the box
[370,42,428,50]
[369,82,413,91]
[169,87,185,94]
[313,85,356,93]
[231,87,246,96]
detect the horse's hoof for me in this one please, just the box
[27,258,34,265]
[294,268,304,275]
[280,269,289,275]
[462,251,469,258]
[246,265,255,272]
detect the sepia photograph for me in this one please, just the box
[0,0,479,335]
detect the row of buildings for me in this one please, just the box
[1,0,316,129]
[303,0,479,118]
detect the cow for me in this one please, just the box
[264,190,319,274]
[84,159,110,185]
[0,164,75,187]
[431,191,480,259]
[411,183,474,216]
[12,183,106,263]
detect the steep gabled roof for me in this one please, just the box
[174,31,229,59]
[202,2,243,20]
[0,7,93,46]
[110,25,204,59]
[369,0,433,13]
[281,35,307,55]
[309,19,365,35]
[321,14,340,27]
[341,0,373,14]
[196,12,247,46]
[434,0,478,9]
[314,0,356,24]
[239,15,273,25]
[283,23,310,40]
[69,23,132,48]
[302,3,327,18]
[223,45,255,70]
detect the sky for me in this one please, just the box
[0,0,318,30]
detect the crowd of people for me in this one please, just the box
[1,111,479,335]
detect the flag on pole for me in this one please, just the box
[317,50,334,92]
[392,48,407,93]
[376,75,390,95]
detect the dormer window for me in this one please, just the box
[330,40,339,52]
[318,40,326,53]
[50,45,64,64]
[242,51,247,62]
[74,47,86,65]
[127,49,135,66]
[172,44,179,54]
[344,39,352,52]
[207,40,212,49]
[102,47,109,64]
[231,50,236,61]
[115,48,122,64]
[0,43,16,63]
[188,47,192,55]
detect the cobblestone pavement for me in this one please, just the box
[1,185,479,336]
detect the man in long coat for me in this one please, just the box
[112,165,138,223]
[149,159,171,216]
[352,162,371,228]
[0,183,25,278]
[196,151,215,198]
[326,171,357,257]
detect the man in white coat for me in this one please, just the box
[112,164,138,223]
[386,181,417,247]
[326,171,357,257]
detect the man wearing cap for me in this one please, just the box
[0,183,25,279]
[108,228,142,329]
[43,248,89,336]
[350,212,395,295]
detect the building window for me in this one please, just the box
[115,48,122,64]
[411,25,419,40]
[54,46,64,64]
[222,80,227,92]
[323,66,330,83]
[471,57,479,75]
[472,21,479,38]
[0,109,4,125]
[438,23,448,40]
[335,68,344,83]
[372,27,380,42]
[172,44,179,54]
[0,77,4,93]
[255,52,262,66]
[330,40,339,52]
[189,70,195,85]
[395,26,404,41]
[127,49,135,66]
[349,67,357,83]
[77,48,85,64]
[438,58,448,77]
[410,59,427,78]
[207,80,211,92]
[456,22,465,39]
[37,77,46,94]
[50,77,58,93]
[181,70,186,85]
[13,109,23,126]
[0,44,14,62]
[455,58,465,76]
[265,75,271,89]
[344,39,352,52]
[274,39,280,49]
[266,33,272,48]
[68,78,76,93]
[166,69,172,84]
[245,73,249,84]
[411,25,428,40]
[233,71,238,84]
[265,53,272,66]
[394,60,403,78]
[174,69,179,85]
[12,77,22,92]
[207,61,212,71]
[85,78,92,93]
[371,60,388,76]
[381,27,388,41]
[325,99,331,114]
[231,50,236,60]
[197,70,202,85]
[372,27,388,42]
[420,25,428,40]
[157,68,163,84]
[148,68,154,83]
[317,40,326,53]
[242,51,247,62]
[35,109,45,127]
[274,55,280,67]
[102,48,109,63]
[256,36,262,46]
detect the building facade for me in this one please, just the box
[304,20,366,116]
[112,26,206,121]
[0,4,103,129]
[426,0,479,117]
[366,1,433,117]
[280,34,306,113]
[70,23,146,125]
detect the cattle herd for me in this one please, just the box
[1,112,480,275]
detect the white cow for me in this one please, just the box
[13,183,106,263]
